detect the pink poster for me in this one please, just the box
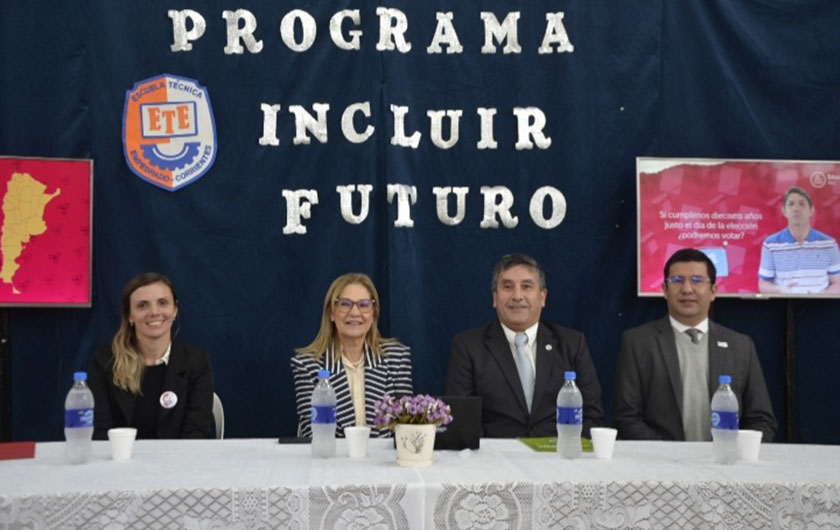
[0,156,92,306]
[637,158,840,298]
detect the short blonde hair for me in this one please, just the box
[295,273,395,360]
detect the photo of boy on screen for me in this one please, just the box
[758,186,840,294]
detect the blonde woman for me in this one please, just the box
[87,273,214,439]
[291,273,413,438]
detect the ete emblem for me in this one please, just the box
[122,74,217,191]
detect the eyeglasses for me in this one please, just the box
[334,298,375,314]
[665,275,711,286]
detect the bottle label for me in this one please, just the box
[311,405,336,424]
[556,406,582,425]
[711,410,739,430]
[65,408,93,428]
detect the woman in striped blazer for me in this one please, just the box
[291,273,414,438]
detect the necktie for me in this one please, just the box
[514,332,534,412]
[685,328,701,344]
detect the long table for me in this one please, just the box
[1,438,838,529]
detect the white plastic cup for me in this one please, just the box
[344,426,371,458]
[590,427,618,459]
[737,429,762,461]
[108,428,138,462]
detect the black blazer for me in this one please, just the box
[613,317,777,442]
[446,320,604,438]
[87,341,214,440]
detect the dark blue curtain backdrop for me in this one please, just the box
[1,1,838,442]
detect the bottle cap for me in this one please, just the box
[73,371,87,381]
[718,374,732,384]
[564,371,576,380]
[317,369,330,379]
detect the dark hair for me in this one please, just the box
[663,248,716,284]
[491,253,546,293]
[783,186,813,207]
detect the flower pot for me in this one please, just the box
[394,423,436,467]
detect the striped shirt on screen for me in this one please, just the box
[758,228,840,293]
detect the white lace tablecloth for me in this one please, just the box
[1,438,838,529]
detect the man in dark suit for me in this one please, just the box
[614,248,777,442]
[446,253,604,437]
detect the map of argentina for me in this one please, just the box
[0,158,92,306]
[1,173,61,291]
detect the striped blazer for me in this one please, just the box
[291,341,414,438]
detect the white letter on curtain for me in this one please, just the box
[341,102,375,143]
[432,187,469,226]
[387,184,417,227]
[282,189,319,235]
[330,10,362,50]
[280,9,317,52]
[427,110,463,149]
[426,12,463,54]
[538,12,574,54]
[390,105,421,148]
[288,104,330,145]
[376,8,412,52]
[169,10,206,52]
[480,12,521,54]
[480,186,519,228]
[513,107,552,150]
[476,108,498,149]
[336,185,373,224]
[529,186,567,229]
[222,10,263,55]
[258,104,281,146]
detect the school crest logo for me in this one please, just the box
[122,74,217,191]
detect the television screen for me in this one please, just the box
[637,157,840,298]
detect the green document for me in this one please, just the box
[518,437,593,453]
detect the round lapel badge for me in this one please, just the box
[160,390,178,409]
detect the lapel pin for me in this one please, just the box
[717,341,728,348]
[545,344,553,351]
[159,391,178,409]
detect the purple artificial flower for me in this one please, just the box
[373,393,454,429]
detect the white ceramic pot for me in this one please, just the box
[394,423,436,467]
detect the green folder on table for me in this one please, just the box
[518,437,593,453]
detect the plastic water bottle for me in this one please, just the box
[711,374,739,465]
[64,371,94,464]
[556,371,583,459]
[311,369,337,458]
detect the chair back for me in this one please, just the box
[212,392,225,439]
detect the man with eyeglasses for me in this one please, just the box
[446,253,604,438]
[614,248,776,441]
